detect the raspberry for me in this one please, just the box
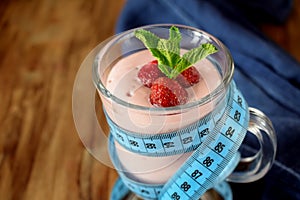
[150,77,188,107]
[137,60,163,87]
[176,66,201,88]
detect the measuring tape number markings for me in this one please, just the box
[107,81,249,200]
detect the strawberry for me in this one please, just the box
[176,66,201,88]
[150,77,188,107]
[138,60,163,87]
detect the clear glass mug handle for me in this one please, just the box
[227,107,277,183]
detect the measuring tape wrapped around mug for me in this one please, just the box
[72,24,277,200]
[107,81,249,200]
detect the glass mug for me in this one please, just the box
[73,24,277,200]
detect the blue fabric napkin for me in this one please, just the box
[115,0,300,199]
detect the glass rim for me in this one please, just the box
[92,23,234,112]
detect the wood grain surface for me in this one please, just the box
[0,1,299,200]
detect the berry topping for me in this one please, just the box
[138,60,163,87]
[134,26,218,107]
[150,77,188,107]
[176,66,201,88]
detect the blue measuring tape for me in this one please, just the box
[108,81,249,200]
[111,177,233,200]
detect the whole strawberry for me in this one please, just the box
[176,66,201,88]
[138,60,163,87]
[150,77,188,107]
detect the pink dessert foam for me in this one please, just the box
[106,50,219,108]
[98,50,223,184]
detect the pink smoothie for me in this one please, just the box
[98,50,224,184]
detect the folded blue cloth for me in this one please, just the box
[115,0,300,199]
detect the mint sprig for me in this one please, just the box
[134,26,218,79]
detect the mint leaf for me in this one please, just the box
[134,29,169,65]
[135,26,181,69]
[157,38,180,67]
[158,26,181,67]
[167,26,181,65]
[134,29,160,50]
[172,43,218,77]
[134,26,218,79]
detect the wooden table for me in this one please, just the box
[0,1,299,200]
